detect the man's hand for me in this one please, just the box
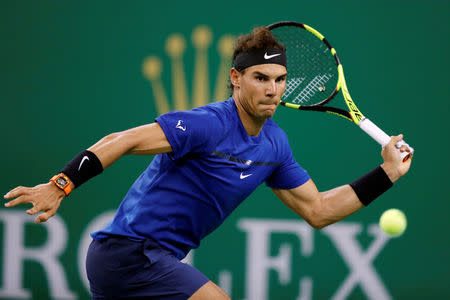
[3,182,66,223]
[381,134,413,183]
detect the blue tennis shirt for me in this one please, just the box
[92,98,310,259]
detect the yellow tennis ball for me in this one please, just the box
[379,209,407,237]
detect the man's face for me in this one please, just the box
[233,64,287,120]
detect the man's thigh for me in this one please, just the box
[87,237,210,299]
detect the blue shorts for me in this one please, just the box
[86,236,209,299]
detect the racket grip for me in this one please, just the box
[358,117,414,162]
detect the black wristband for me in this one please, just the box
[349,166,393,206]
[61,150,103,188]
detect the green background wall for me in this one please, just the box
[1,1,449,299]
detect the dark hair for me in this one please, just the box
[229,26,286,94]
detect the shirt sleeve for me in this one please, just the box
[265,128,310,189]
[156,108,222,160]
[265,151,310,189]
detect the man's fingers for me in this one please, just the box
[391,134,403,144]
[4,183,61,224]
[4,195,32,207]
[34,210,56,224]
[26,205,41,215]
[399,144,410,152]
[386,134,405,149]
[4,186,29,199]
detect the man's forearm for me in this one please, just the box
[316,185,364,228]
[318,163,396,228]
[87,132,130,170]
[60,123,172,190]
[273,180,364,230]
[59,133,130,188]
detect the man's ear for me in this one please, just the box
[230,68,241,87]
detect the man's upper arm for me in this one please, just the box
[271,179,322,222]
[87,123,172,170]
[125,122,172,155]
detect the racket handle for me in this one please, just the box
[358,117,414,162]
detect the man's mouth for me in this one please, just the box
[260,102,278,109]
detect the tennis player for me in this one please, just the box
[4,27,412,299]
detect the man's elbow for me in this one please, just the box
[307,218,328,230]
[305,206,333,230]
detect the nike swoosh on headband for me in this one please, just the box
[264,53,282,59]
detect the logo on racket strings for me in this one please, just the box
[284,74,333,104]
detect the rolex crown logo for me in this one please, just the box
[143,25,235,115]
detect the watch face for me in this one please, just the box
[56,177,68,187]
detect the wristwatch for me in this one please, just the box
[50,173,72,196]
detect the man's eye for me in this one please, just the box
[257,76,265,81]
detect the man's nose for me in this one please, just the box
[266,80,276,96]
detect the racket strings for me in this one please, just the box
[284,77,306,100]
[295,73,334,104]
[270,26,338,106]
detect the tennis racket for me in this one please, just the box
[267,21,414,161]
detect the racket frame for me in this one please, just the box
[268,21,414,160]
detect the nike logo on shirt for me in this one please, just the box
[78,156,89,171]
[264,53,281,59]
[240,172,252,179]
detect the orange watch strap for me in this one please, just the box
[50,174,73,196]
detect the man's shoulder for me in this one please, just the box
[195,98,235,119]
[181,99,236,134]
[263,118,288,139]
